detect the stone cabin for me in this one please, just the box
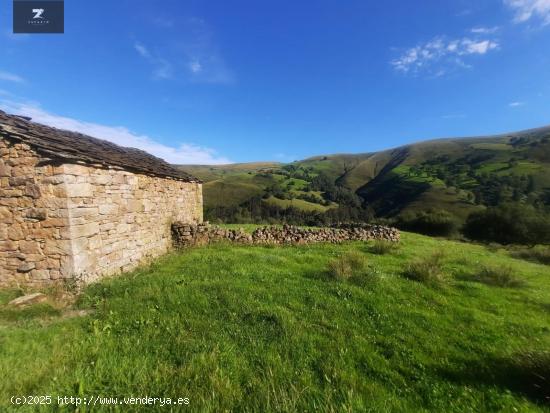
[0,111,203,285]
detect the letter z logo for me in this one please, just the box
[32,8,45,19]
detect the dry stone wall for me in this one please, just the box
[172,222,400,248]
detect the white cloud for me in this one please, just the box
[134,42,151,59]
[0,100,231,165]
[189,60,202,74]
[133,42,173,80]
[463,39,499,54]
[509,101,526,107]
[0,70,25,84]
[504,0,550,24]
[470,26,500,34]
[391,36,499,74]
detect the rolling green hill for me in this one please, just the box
[2,232,550,411]
[178,125,550,224]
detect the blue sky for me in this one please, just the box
[1,0,549,164]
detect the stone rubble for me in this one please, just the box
[172,222,400,248]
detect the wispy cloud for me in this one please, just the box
[463,39,499,54]
[178,17,234,84]
[470,26,500,34]
[134,42,151,59]
[509,101,526,107]
[0,70,25,84]
[391,36,499,75]
[0,100,231,165]
[152,16,175,29]
[133,42,173,80]
[504,0,550,24]
[134,17,234,84]
[188,60,202,74]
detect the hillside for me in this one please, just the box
[2,232,549,411]
[178,126,550,224]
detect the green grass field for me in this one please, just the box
[1,232,550,412]
[264,196,332,212]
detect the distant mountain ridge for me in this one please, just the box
[178,125,550,223]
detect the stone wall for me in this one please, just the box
[0,138,72,285]
[62,164,202,283]
[1,136,203,285]
[172,222,400,247]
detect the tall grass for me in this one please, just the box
[327,251,368,281]
[369,239,400,255]
[474,265,525,288]
[403,251,445,283]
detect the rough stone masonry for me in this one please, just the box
[0,111,202,286]
[172,222,400,247]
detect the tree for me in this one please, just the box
[397,209,459,237]
[463,203,550,245]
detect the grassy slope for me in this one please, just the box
[263,196,331,212]
[203,173,283,208]
[183,162,282,182]
[1,233,550,412]
[178,126,550,218]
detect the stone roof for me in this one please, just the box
[0,110,199,182]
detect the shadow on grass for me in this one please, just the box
[455,265,527,289]
[0,303,62,324]
[240,310,286,342]
[439,352,550,406]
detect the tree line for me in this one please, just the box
[205,167,550,245]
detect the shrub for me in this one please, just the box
[474,265,525,288]
[398,209,459,237]
[463,203,550,245]
[370,240,400,255]
[327,257,353,281]
[510,246,550,266]
[327,251,368,281]
[403,251,445,283]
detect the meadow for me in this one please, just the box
[1,232,549,412]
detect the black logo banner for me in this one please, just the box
[13,0,64,34]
